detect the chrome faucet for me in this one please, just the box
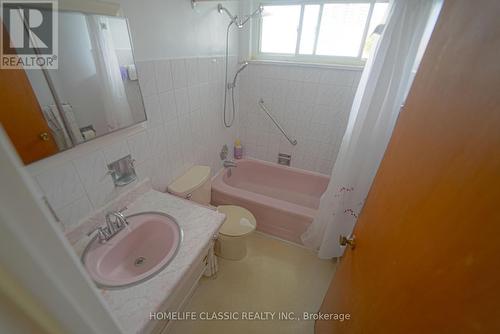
[223,160,237,168]
[87,226,110,243]
[223,160,237,177]
[87,208,129,243]
[106,211,128,234]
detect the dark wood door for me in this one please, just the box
[316,0,500,333]
[0,25,58,164]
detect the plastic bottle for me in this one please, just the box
[234,138,243,159]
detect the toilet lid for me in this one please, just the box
[167,165,210,197]
[217,205,256,237]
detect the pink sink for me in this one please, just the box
[82,212,182,288]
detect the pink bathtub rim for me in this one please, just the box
[211,158,330,220]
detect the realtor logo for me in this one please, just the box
[1,0,58,69]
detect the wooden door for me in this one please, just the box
[316,0,500,333]
[0,25,58,164]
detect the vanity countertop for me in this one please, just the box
[71,182,225,334]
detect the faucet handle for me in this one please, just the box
[220,145,229,161]
[115,208,128,227]
[106,209,129,230]
[117,206,128,214]
[105,212,120,233]
[87,226,109,243]
[105,168,115,177]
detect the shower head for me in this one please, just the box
[218,3,264,28]
[218,3,238,25]
[230,62,249,88]
[237,5,264,28]
[237,62,249,73]
[219,3,262,128]
[252,5,264,18]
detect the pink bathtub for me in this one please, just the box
[211,158,330,244]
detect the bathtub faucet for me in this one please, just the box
[223,160,237,168]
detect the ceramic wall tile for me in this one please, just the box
[30,56,237,232]
[238,63,362,174]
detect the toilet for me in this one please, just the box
[167,166,256,260]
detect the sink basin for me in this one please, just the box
[82,212,182,288]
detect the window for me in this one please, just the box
[256,1,389,65]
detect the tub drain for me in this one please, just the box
[134,257,146,267]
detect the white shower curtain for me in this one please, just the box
[301,0,443,259]
[86,16,133,131]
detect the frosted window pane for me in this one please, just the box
[299,5,320,55]
[260,5,301,54]
[316,3,370,57]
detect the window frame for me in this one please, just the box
[252,0,389,66]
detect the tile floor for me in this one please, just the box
[168,232,336,334]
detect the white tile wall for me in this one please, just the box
[154,59,173,93]
[238,63,362,174]
[28,56,238,232]
[28,58,360,233]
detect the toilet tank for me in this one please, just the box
[167,166,211,205]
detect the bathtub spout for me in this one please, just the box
[223,160,237,168]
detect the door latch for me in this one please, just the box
[39,132,50,141]
[339,234,356,250]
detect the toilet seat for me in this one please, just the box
[217,205,256,237]
[165,165,256,261]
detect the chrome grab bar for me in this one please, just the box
[258,98,298,146]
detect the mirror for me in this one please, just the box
[26,12,146,153]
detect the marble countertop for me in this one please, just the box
[71,182,225,334]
